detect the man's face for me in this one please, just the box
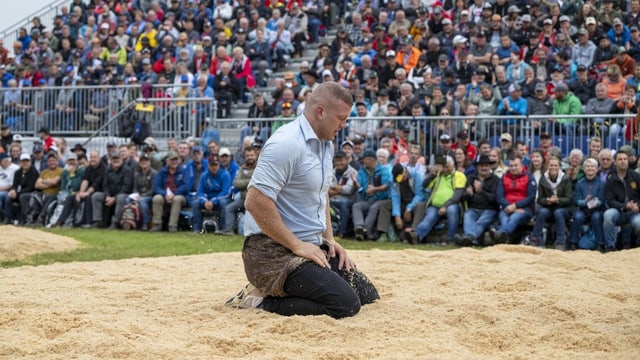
[20,158,31,170]
[119,147,129,159]
[342,145,353,157]
[479,143,491,155]
[219,153,231,167]
[208,160,220,174]
[178,144,189,157]
[353,142,364,154]
[47,156,58,169]
[334,156,348,170]
[517,144,528,158]
[110,156,122,169]
[409,148,420,163]
[244,149,257,166]
[589,141,601,156]
[599,152,612,169]
[477,163,491,177]
[508,158,522,176]
[192,150,203,162]
[440,139,451,150]
[615,153,629,171]
[356,105,368,117]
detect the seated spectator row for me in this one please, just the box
[0,134,260,235]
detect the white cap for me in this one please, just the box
[12,134,22,142]
[386,50,396,57]
[218,147,231,156]
[101,23,109,29]
[322,69,333,77]
[19,153,31,161]
[453,35,467,45]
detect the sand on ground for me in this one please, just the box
[0,225,81,261]
[0,228,639,359]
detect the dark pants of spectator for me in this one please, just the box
[292,32,306,56]
[261,258,362,319]
[216,91,233,119]
[81,192,104,226]
[93,192,128,227]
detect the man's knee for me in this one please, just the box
[603,209,619,224]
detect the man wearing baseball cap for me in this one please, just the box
[191,154,231,234]
[151,151,189,232]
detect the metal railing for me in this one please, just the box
[1,84,217,139]
[224,113,639,158]
[0,0,68,49]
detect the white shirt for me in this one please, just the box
[244,114,333,244]
[0,162,19,190]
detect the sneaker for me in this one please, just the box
[168,226,178,233]
[225,283,264,309]
[355,226,366,241]
[377,233,389,242]
[140,224,149,231]
[150,224,162,232]
[452,234,465,246]
[403,231,419,245]
[497,231,509,244]
[488,228,498,244]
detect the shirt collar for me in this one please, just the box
[298,114,319,143]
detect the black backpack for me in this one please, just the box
[131,117,151,145]
[118,108,136,138]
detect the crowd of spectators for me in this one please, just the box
[0,125,261,234]
[0,0,342,130]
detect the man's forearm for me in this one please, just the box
[245,187,305,251]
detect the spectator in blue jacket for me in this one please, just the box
[378,163,425,242]
[192,154,231,234]
[351,150,392,240]
[569,158,605,250]
[497,83,528,127]
[218,147,239,181]
[608,20,631,48]
[151,151,189,232]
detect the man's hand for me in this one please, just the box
[438,206,446,216]
[165,194,174,203]
[8,189,16,199]
[293,241,331,268]
[204,200,214,210]
[105,196,115,207]
[403,209,412,223]
[330,241,356,271]
[395,216,403,229]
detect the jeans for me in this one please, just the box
[569,210,603,247]
[603,209,640,249]
[261,256,374,319]
[0,191,8,220]
[532,207,570,247]
[128,196,152,227]
[330,197,353,236]
[224,195,244,232]
[416,205,460,242]
[498,208,533,234]
[463,208,498,240]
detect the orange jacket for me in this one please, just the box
[395,46,421,72]
[604,77,626,99]
[607,55,636,78]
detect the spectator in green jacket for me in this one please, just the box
[552,82,583,135]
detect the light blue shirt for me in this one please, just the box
[243,114,333,245]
